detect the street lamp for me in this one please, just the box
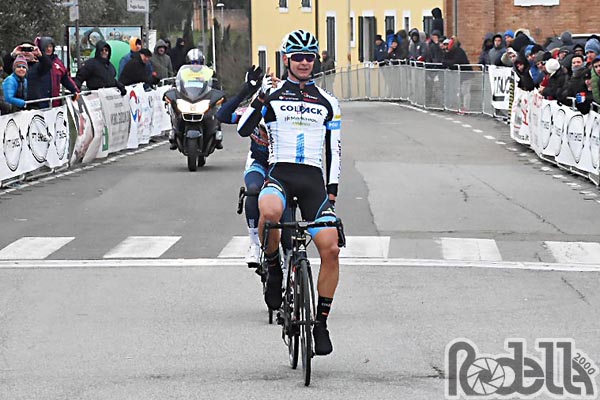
[216,2,225,39]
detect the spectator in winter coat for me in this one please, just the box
[500,47,518,67]
[373,35,388,64]
[387,40,402,65]
[585,38,600,67]
[513,52,535,91]
[560,31,574,51]
[74,40,126,95]
[151,39,174,80]
[427,31,444,63]
[572,44,585,58]
[441,37,470,70]
[591,56,600,104]
[489,34,507,66]
[504,30,515,49]
[396,30,409,60]
[119,37,149,76]
[2,56,28,112]
[478,33,494,66]
[321,50,335,73]
[539,58,566,101]
[28,36,79,108]
[408,28,426,61]
[170,38,187,73]
[561,55,588,105]
[119,49,158,88]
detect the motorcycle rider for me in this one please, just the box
[169,49,223,150]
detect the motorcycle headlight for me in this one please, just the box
[176,99,210,114]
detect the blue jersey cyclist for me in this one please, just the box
[237,29,342,356]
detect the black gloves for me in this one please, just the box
[117,82,127,96]
[245,65,263,94]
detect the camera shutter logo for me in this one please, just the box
[566,114,585,164]
[551,108,566,157]
[54,111,68,160]
[3,118,23,171]
[27,115,51,163]
[541,104,552,149]
[588,115,600,169]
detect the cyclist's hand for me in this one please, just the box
[245,65,263,93]
[259,67,273,98]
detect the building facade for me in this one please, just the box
[250,0,444,77]
[443,0,600,63]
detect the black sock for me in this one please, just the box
[316,296,333,328]
[265,251,281,276]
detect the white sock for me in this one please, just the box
[248,227,260,246]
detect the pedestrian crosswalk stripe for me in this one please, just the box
[103,236,181,259]
[544,241,600,264]
[439,237,502,261]
[218,236,250,258]
[218,236,391,258]
[0,237,75,260]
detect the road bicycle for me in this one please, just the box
[263,198,345,386]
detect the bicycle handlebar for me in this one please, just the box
[264,218,346,248]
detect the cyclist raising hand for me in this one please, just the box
[238,29,342,356]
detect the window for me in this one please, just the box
[404,17,410,32]
[301,0,311,8]
[258,49,267,72]
[422,16,433,35]
[385,16,395,34]
[326,16,336,60]
[349,15,355,47]
[358,16,376,62]
[279,0,287,8]
[275,51,285,79]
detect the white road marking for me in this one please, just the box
[440,237,502,261]
[495,141,506,145]
[484,135,496,140]
[545,241,600,264]
[0,237,75,260]
[218,236,391,258]
[103,236,181,258]
[473,129,483,133]
[462,124,472,128]
[1,258,599,272]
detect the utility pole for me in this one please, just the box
[200,0,206,52]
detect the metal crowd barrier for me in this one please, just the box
[315,62,497,116]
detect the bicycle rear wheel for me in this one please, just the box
[299,259,313,386]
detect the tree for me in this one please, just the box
[0,1,66,50]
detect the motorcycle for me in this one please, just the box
[163,65,225,171]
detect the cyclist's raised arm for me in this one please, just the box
[324,95,342,197]
[237,95,266,137]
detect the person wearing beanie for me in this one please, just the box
[504,30,515,48]
[2,56,28,111]
[585,38,600,65]
[540,58,566,101]
[119,48,158,88]
[562,54,588,106]
[119,36,142,75]
[591,55,600,105]
[373,34,388,63]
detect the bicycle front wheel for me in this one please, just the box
[287,260,299,369]
[299,259,313,386]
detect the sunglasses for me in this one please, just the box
[289,53,316,63]
[101,48,110,52]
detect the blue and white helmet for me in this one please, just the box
[283,29,319,54]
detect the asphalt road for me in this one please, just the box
[1,102,599,399]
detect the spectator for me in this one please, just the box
[151,39,174,81]
[170,38,187,73]
[540,58,566,101]
[385,29,396,49]
[386,40,401,65]
[396,29,409,60]
[491,34,508,66]
[442,37,470,69]
[28,36,79,108]
[431,7,444,37]
[504,30,515,49]
[572,43,585,58]
[512,30,534,53]
[513,52,535,91]
[408,28,426,61]
[559,46,574,76]
[164,39,172,56]
[2,56,28,112]
[6,42,42,75]
[531,50,549,86]
[427,30,444,63]
[500,47,518,67]
[74,40,126,95]
[0,58,7,80]
[321,50,335,73]
[119,37,142,75]
[561,54,587,104]
[560,31,574,51]
[119,48,158,88]
[373,34,388,64]
[591,56,600,103]
[573,68,594,114]
[584,38,600,67]
[478,33,494,66]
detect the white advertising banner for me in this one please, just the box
[0,107,69,181]
[152,86,172,136]
[488,65,512,111]
[126,84,152,148]
[510,87,531,144]
[82,92,109,160]
[528,91,544,155]
[98,88,131,153]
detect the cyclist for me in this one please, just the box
[216,65,271,266]
[237,29,342,356]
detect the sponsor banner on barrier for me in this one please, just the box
[82,92,109,160]
[69,96,102,164]
[510,87,531,144]
[529,91,544,155]
[488,66,512,111]
[152,86,172,135]
[98,88,131,153]
[0,107,69,181]
[126,84,152,148]
[586,110,600,173]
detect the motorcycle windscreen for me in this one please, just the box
[176,65,214,101]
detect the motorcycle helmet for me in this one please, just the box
[187,49,205,65]
[282,29,319,54]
